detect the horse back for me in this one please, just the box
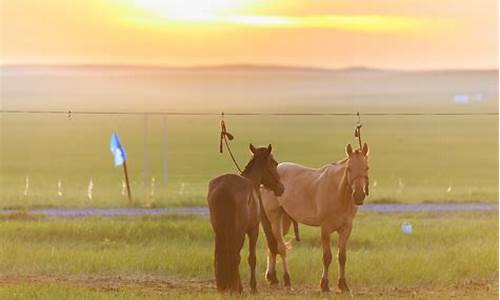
[271,162,343,226]
[208,174,254,230]
[208,174,253,202]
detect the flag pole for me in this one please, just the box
[123,160,132,203]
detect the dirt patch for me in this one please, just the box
[0,274,497,299]
[0,274,212,294]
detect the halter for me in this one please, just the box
[347,172,369,197]
[260,162,282,192]
[243,155,280,191]
[345,158,369,196]
[345,167,369,186]
[348,174,369,188]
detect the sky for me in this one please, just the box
[1,0,498,69]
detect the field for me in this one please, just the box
[0,66,498,299]
[0,212,498,299]
[1,113,498,208]
[1,66,498,208]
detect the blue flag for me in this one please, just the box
[110,132,127,166]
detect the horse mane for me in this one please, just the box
[333,157,349,165]
[332,149,363,165]
[241,156,257,176]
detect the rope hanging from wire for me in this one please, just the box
[219,112,243,173]
[354,112,363,150]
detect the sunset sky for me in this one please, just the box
[1,0,498,69]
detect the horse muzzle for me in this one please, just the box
[353,190,366,206]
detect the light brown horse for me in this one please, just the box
[207,144,284,293]
[260,143,369,293]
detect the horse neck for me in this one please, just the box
[340,167,351,196]
[241,162,262,190]
[334,160,353,206]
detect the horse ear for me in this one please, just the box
[266,144,272,155]
[346,144,353,157]
[249,143,256,154]
[362,142,369,156]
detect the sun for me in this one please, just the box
[124,0,436,32]
[131,0,251,21]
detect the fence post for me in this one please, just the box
[162,116,169,186]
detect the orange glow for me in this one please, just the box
[0,0,497,69]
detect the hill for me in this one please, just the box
[1,65,497,113]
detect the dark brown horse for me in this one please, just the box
[207,144,284,293]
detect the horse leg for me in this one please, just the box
[247,225,259,293]
[336,225,352,294]
[282,213,300,241]
[271,213,291,288]
[320,225,334,292]
[280,249,292,289]
[282,213,291,236]
[233,233,245,294]
[265,249,279,285]
[260,192,281,285]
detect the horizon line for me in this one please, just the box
[1,63,498,73]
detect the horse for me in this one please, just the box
[207,144,285,293]
[260,143,369,293]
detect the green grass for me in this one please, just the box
[0,213,497,288]
[0,285,153,300]
[1,284,496,300]
[1,114,498,208]
[1,68,498,208]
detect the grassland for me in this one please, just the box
[1,113,498,208]
[0,66,498,300]
[0,212,497,299]
[1,66,498,208]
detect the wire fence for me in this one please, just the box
[0,110,498,116]
[0,110,498,208]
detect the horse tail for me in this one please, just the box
[212,193,241,292]
[259,196,279,255]
[291,218,300,242]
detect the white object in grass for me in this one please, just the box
[401,223,412,235]
[150,177,156,197]
[121,180,126,196]
[88,178,94,200]
[179,182,185,196]
[24,176,29,196]
[57,179,63,197]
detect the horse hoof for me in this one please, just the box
[335,287,351,294]
[283,273,291,287]
[320,278,330,292]
[250,288,258,294]
[336,288,353,298]
[266,271,279,285]
[335,279,350,294]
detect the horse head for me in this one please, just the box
[345,142,370,205]
[249,144,284,196]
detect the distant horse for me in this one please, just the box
[208,144,284,293]
[260,143,369,293]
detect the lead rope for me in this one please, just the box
[219,112,243,173]
[354,112,363,150]
[354,112,369,195]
